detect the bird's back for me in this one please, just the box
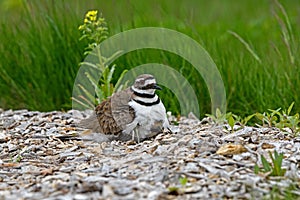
[96,88,135,135]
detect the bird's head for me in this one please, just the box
[132,74,161,95]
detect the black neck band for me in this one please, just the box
[133,98,160,106]
[130,87,156,98]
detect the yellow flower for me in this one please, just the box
[86,10,98,18]
[90,16,97,22]
[84,10,98,22]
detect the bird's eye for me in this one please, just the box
[142,84,155,90]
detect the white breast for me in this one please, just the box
[128,99,169,139]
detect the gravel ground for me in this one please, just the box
[0,109,299,200]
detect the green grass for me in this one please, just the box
[263,183,300,200]
[0,0,299,117]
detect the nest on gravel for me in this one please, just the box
[0,109,299,199]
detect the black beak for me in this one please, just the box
[154,84,162,90]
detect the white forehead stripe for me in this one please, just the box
[144,79,156,86]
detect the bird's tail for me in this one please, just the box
[78,111,101,133]
[77,112,112,142]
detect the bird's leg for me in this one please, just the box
[123,120,139,142]
[132,128,140,143]
[131,130,135,141]
[123,121,137,133]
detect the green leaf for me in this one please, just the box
[103,50,124,66]
[228,115,235,130]
[101,66,115,97]
[71,97,92,109]
[14,155,22,163]
[179,177,188,186]
[268,150,286,176]
[261,155,271,172]
[270,116,278,125]
[216,108,222,118]
[268,108,282,116]
[114,69,128,92]
[254,164,260,174]
[85,72,104,101]
[243,113,256,125]
[255,113,265,121]
[287,102,294,115]
[80,61,102,71]
[275,151,285,176]
[205,113,216,121]
[107,65,115,85]
[78,84,95,104]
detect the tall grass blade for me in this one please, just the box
[272,0,295,65]
[227,30,262,64]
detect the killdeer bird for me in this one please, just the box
[79,74,170,142]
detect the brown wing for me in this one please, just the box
[95,88,135,135]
